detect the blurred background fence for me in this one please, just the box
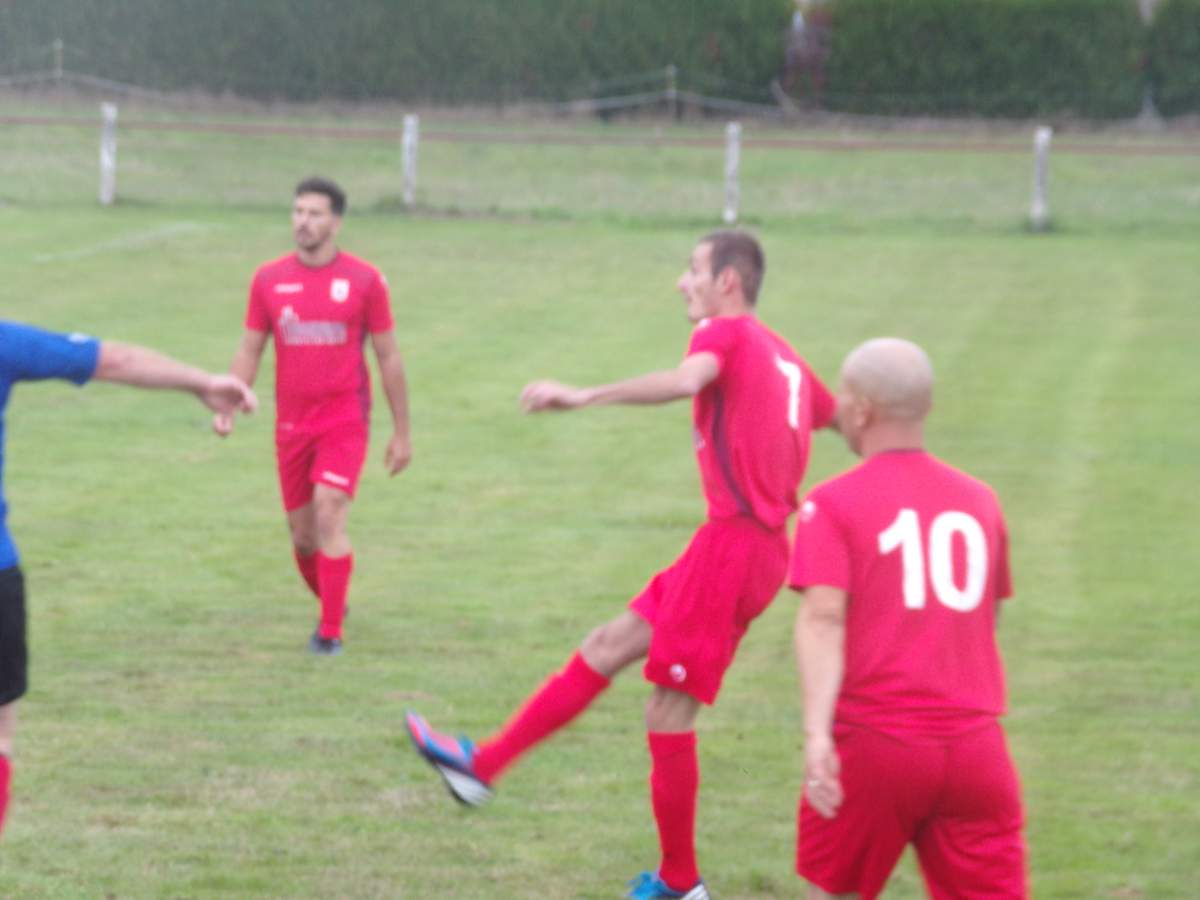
[2,0,1199,231]
[4,104,1200,233]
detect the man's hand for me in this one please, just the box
[520,380,591,413]
[199,374,257,415]
[384,432,412,476]
[803,731,844,819]
[204,375,256,437]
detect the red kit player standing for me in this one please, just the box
[214,177,412,655]
[407,231,836,899]
[790,338,1027,899]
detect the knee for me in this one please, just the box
[288,522,318,557]
[580,614,649,677]
[0,703,16,756]
[644,687,700,732]
[291,535,318,557]
[580,624,616,672]
[314,496,349,538]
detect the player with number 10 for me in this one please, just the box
[407,230,836,899]
[790,337,1027,898]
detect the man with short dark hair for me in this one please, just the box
[215,177,412,656]
[703,229,765,304]
[407,230,837,899]
[0,320,257,836]
[791,337,1027,898]
[295,176,346,216]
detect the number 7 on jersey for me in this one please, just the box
[775,356,802,430]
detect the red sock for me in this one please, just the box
[473,652,610,784]
[316,552,352,639]
[294,549,320,598]
[0,754,11,837]
[649,731,700,891]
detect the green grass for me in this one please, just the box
[4,97,1200,232]
[0,106,1198,898]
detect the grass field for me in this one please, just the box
[1,101,1198,898]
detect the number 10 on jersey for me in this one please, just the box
[878,508,989,613]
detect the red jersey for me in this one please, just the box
[688,315,835,531]
[245,251,393,430]
[789,450,1013,741]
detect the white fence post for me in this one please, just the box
[99,102,118,206]
[665,64,679,120]
[723,121,742,225]
[402,114,419,209]
[1030,125,1052,231]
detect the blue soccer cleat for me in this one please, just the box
[626,870,710,899]
[404,710,493,807]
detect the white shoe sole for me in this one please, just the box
[434,762,493,807]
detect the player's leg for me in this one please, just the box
[312,483,353,649]
[405,609,649,804]
[406,534,702,806]
[278,429,320,597]
[0,703,15,758]
[638,686,706,896]
[0,565,28,836]
[0,702,15,836]
[471,609,650,781]
[307,422,367,652]
[286,503,320,596]
[630,522,757,899]
[913,722,1027,899]
[313,482,352,557]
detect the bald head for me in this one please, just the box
[842,338,934,423]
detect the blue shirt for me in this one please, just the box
[1,322,100,570]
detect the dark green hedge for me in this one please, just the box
[1147,0,1200,116]
[0,0,793,103]
[824,0,1145,118]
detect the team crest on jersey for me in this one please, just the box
[330,278,350,302]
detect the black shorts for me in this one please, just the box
[0,566,27,705]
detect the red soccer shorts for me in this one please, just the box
[275,420,369,511]
[798,721,1028,899]
[631,517,788,705]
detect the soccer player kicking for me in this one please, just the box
[790,338,1028,899]
[407,231,837,899]
[214,177,412,656]
[0,320,257,837]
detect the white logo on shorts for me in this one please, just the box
[800,500,817,523]
[669,664,687,684]
[321,471,351,487]
[330,278,350,302]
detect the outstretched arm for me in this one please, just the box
[521,351,719,413]
[371,330,412,476]
[94,341,257,417]
[213,329,268,436]
[795,584,848,820]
